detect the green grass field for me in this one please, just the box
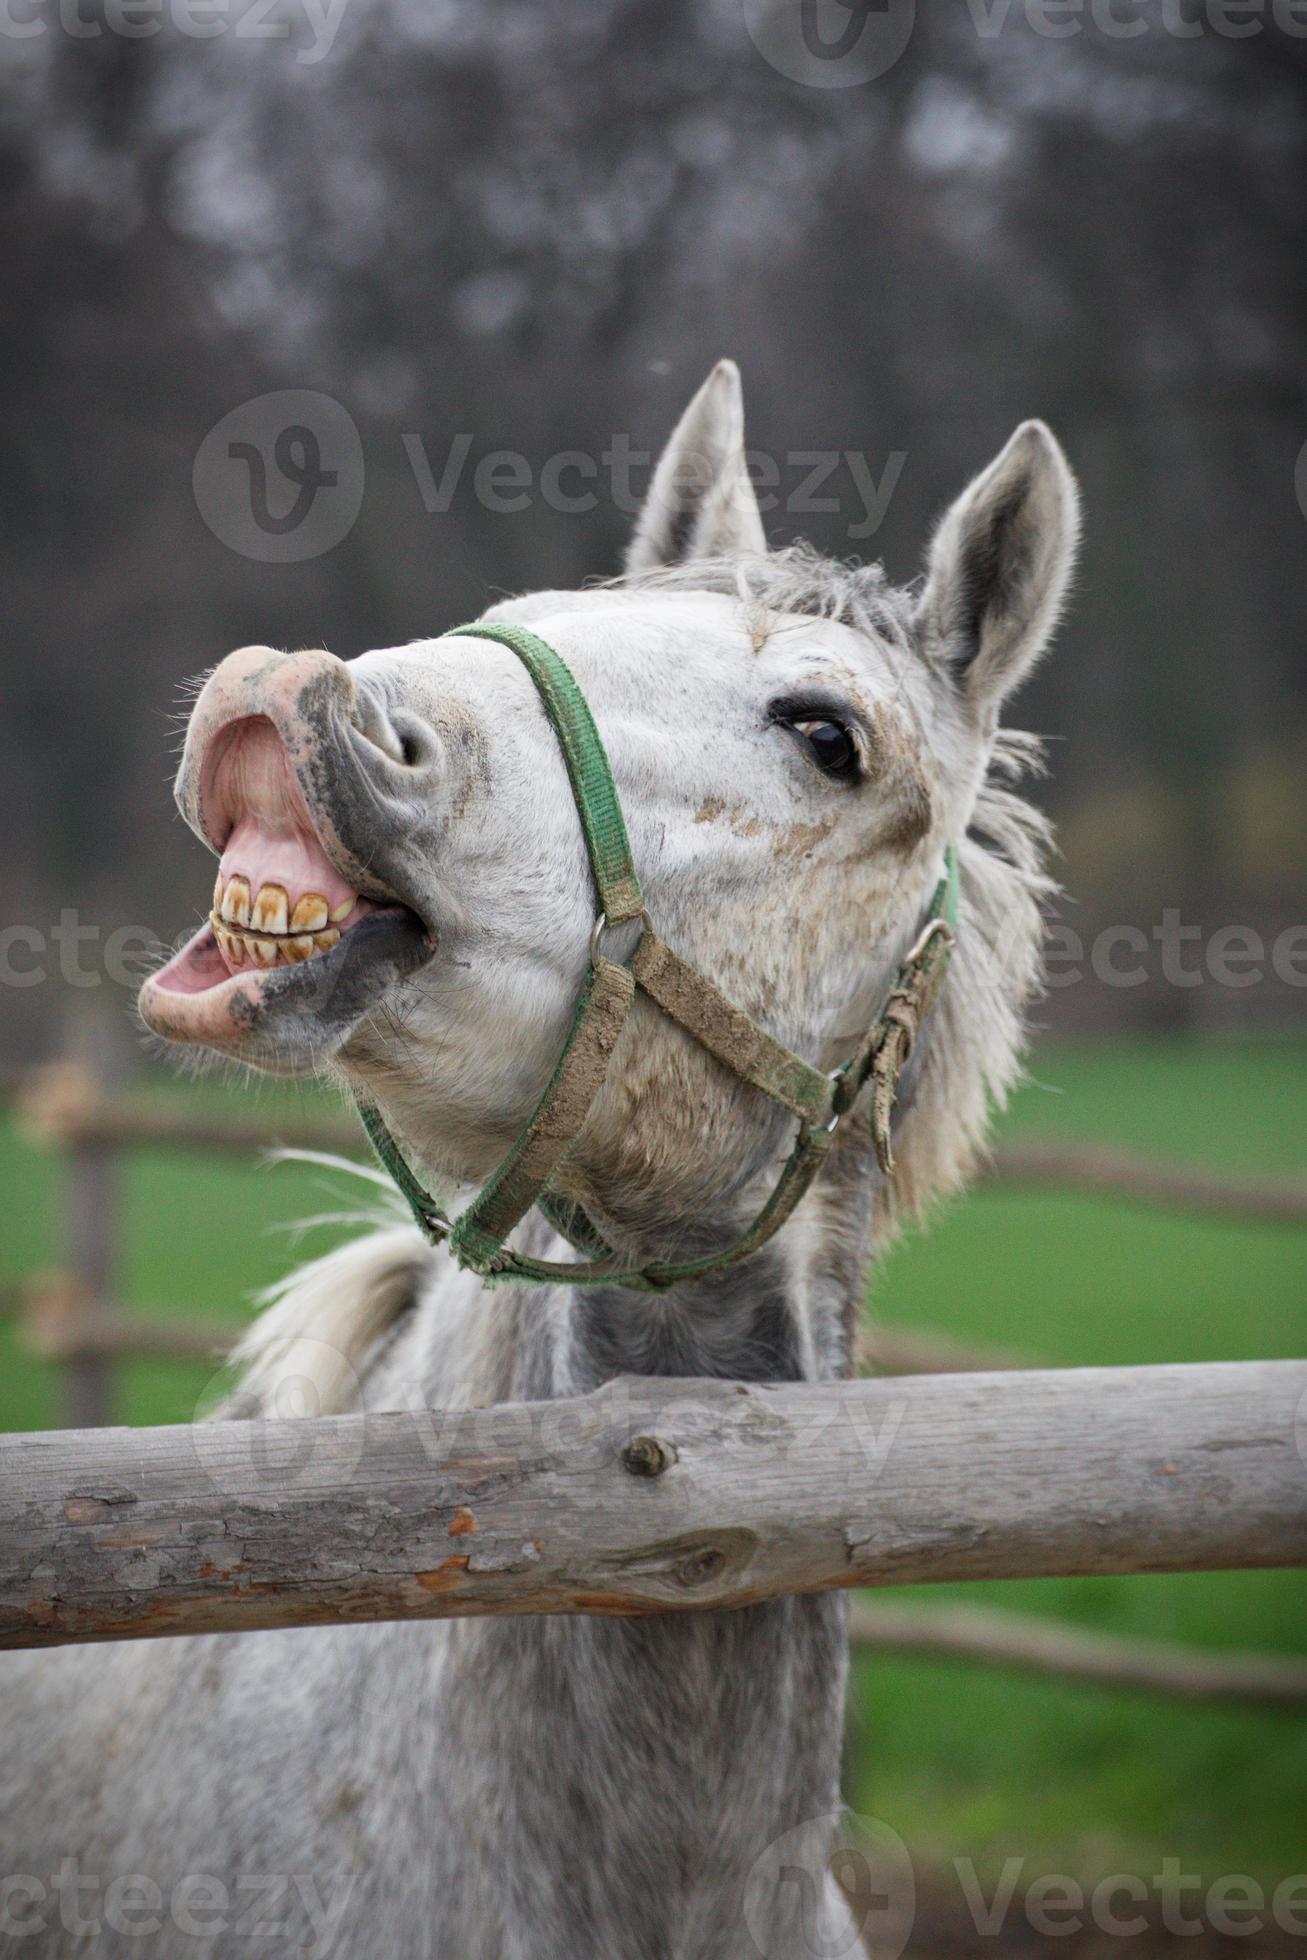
[2,1037,1304,1890]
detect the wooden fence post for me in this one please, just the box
[17,1056,121,1428]
[60,1117,118,1429]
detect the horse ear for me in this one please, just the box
[625,360,767,574]
[917,421,1079,717]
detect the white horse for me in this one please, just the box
[0,363,1077,1957]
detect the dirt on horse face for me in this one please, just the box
[9,361,1078,1960]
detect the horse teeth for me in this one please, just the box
[221,876,251,927]
[210,887,346,969]
[252,883,289,934]
[291,893,330,932]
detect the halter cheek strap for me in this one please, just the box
[354,621,959,1293]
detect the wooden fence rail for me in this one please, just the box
[17,1062,1307,1214]
[6,1068,1306,1702]
[846,1601,1307,1709]
[988,1140,1307,1225]
[3,1362,1305,1652]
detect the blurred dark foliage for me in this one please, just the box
[1,0,1304,1058]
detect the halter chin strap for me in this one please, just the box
[354,621,959,1293]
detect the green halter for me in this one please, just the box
[354,621,959,1292]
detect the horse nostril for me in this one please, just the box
[350,689,431,769]
[387,714,436,770]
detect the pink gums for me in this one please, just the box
[211,719,362,922]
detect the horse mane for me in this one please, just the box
[618,540,917,650]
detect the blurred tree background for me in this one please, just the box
[1,0,1304,1063]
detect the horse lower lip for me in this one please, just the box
[139,903,432,1056]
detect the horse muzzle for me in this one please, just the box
[138,645,433,1066]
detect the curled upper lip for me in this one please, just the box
[178,645,426,926]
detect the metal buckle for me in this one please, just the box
[590,907,653,963]
[902,917,955,968]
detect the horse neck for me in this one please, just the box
[401,828,1039,1950]
[426,1136,875,1958]
[524,1127,875,1396]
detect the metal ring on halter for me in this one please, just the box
[821,1060,851,1134]
[902,917,956,967]
[590,907,654,964]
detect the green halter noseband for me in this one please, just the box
[354,621,959,1292]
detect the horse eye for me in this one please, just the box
[791,718,859,782]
